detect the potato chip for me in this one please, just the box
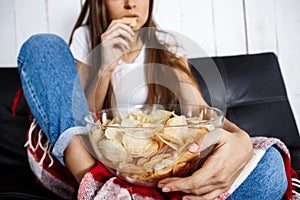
[122,17,137,28]
[154,158,175,171]
[123,127,158,138]
[143,153,172,171]
[195,127,209,138]
[136,157,149,166]
[91,126,103,142]
[121,118,141,127]
[204,123,216,131]
[105,126,123,143]
[172,162,187,176]
[148,166,173,182]
[150,109,174,124]
[98,139,132,163]
[162,116,191,144]
[123,134,158,157]
[156,132,183,150]
[176,151,198,164]
[118,163,146,173]
[166,115,187,126]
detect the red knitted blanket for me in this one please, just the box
[25,119,297,200]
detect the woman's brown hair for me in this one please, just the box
[69,0,200,109]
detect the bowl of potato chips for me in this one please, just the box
[83,104,224,186]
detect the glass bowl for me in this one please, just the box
[81,104,224,187]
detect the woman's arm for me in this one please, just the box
[64,19,136,183]
[79,19,135,112]
[158,57,253,199]
[77,60,114,112]
[64,135,97,183]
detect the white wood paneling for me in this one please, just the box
[153,0,181,33]
[155,0,217,58]
[15,0,48,57]
[0,0,17,66]
[179,0,216,57]
[276,0,300,130]
[213,0,247,56]
[47,0,82,43]
[245,0,278,54]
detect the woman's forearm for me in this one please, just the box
[64,135,97,183]
[77,60,114,112]
[86,69,112,112]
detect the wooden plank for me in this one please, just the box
[276,0,300,130]
[154,0,214,58]
[47,0,82,42]
[244,0,278,54]
[179,0,216,58]
[153,0,182,32]
[0,0,17,67]
[14,0,48,65]
[213,0,247,56]
[176,0,216,58]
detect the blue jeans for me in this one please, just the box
[17,34,89,165]
[17,34,288,198]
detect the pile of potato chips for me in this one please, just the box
[89,109,215,185]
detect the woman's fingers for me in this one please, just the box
[158,158,229,194]
[102,19,134,42]
[100,19,136,68]
[102,26,134,43]
[101,30,134,52]
[188,128,222,154]
[99,37,130,70]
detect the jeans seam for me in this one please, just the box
[22,71,50,137]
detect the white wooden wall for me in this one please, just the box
[1,0,300,130]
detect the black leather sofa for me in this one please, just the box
[190,52,300,172]
[0,52,299,199]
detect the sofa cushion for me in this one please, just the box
[0,68,64,199]
[0,68,29,166]
[189,52,300,173]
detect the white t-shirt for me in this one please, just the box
[70,26,91,65]
[70,26,148,106]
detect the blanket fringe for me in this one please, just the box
[292,178,300,199]
[24,119,54,167]
[11,87,23,116]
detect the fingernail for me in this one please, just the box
[189,143,199,152]
[162,187,171,192]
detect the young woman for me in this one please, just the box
[17,0,289,199]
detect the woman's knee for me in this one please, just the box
[17,33,76,76]
[25,34,66,50]
[266,147,288,194]
[18,34,70,67]
[252,146,288,198]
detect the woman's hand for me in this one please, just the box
[85,19,135,111]
[100,19,135,73]
[157,127,253,200]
